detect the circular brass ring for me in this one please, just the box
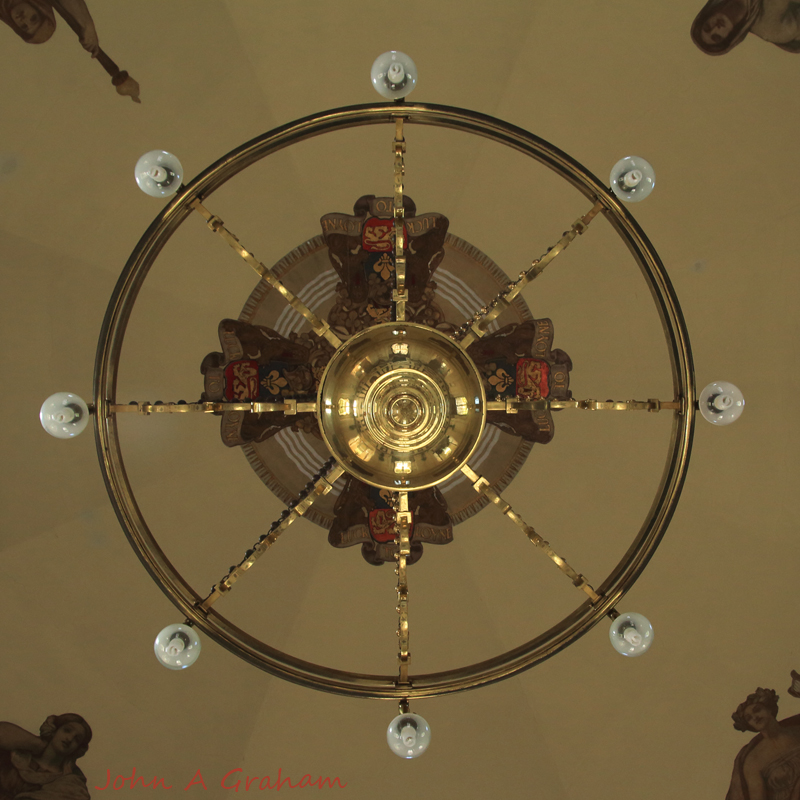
[94,102,695,699]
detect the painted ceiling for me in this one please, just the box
[1,1,799,798]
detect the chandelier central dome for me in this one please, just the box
[317,322,486,490]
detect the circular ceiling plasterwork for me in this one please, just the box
[234,231,536,527]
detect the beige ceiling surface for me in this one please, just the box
[1,1,799,798]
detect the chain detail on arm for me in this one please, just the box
[456,201,604,347]
[484,397,683,414]
[191,199,342,349]
[198,459,344,611]
[392,117,407,322]
[110,400,318,415]
[394,491,412,685]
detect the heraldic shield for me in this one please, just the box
[200,195,572,565]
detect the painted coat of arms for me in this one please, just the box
[200,196,572,564]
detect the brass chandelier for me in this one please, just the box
[40,52,744,759]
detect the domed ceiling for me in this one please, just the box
[1,1,799,798]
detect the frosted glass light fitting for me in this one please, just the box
[699,381,745,425]
[387,711,431,758]
[154,623,202,669]
[371,51,417,100]
[609,156,655,203]
[39,392,91,439]
[135,150,184,197]
[609,612,654,656]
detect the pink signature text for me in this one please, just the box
[95,768,348,791]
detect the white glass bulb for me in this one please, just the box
[623,627,643,646]
[609,612,654,657]
[387,62,406,85]
[610,156,655,203]
[371,51,417,100]
[154,623,201,670]
[387,713,430,758]
[400,725,417,747]
[699,381,745,426]
[165,638,185,657]
[623,169,642,188]
[135,150,184,197]
[54,406,75,423]
[40,392,90,439]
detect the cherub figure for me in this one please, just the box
[0,0,140,100]
[727,686,800,799]
[0,713,92,800]
[692,0,800,55]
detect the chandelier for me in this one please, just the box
[39,52,744,759]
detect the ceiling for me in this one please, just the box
[2,1,799,797]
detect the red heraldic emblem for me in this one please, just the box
[516,358,550,400]
[225,360,259,400]
[362,217,406,252]
[369,508,402,543]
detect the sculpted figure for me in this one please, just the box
[727,687,800,800]
[692,0,800,54]
[0,713,92,800]
[0,0,140,100]
[0,1,97,51]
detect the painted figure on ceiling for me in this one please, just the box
[692,0,800,54]
[726,687,800,800]
[1,0,94,49]
[0,713,92,800]
[0,0,140,100]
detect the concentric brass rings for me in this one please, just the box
[94,102,694,699]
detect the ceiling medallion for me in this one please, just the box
[41,51,744,758]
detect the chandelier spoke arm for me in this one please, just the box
[394,491,412,685]
[190,199,342,349]
[457,200,604,347]
[392,117,407,322]
[197,459,344,612]
[484,398,683,413]
[110,400,318,415]
[460,464,603,605]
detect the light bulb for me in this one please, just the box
[699,382,744,426]
[623,627,643,646]
[387,62,405,85]
[400,725,417,747]
[40,392,90,439]
[135,150,184,197]
[623,169,642,188]
[371,51,417,100]
[54,407,76,424]
[609,612,653,657]
[165,638,186,657]
[154,623,201,670]
[609,156,655,203]
[387,713,431,758]
[148,166,168,183]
